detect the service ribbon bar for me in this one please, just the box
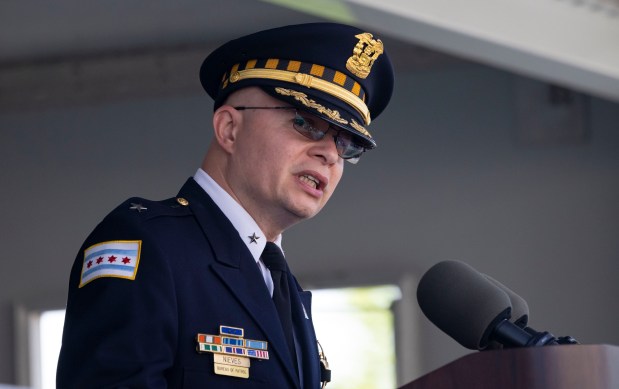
[247,349,269,359]
[245,339,268,350]
[198,343,222,353]
[196,326,269,360]
[220,325,244,337]
[222,337,244,346]
[197,334,221,344]
[224,346,247,355]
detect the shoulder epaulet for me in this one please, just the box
[77,195,194,288]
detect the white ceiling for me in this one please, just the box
[347,0,619,103]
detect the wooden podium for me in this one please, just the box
[399,344,619,389]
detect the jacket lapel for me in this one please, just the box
[290,277,321,389]
[177,178,300,387]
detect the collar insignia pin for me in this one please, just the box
[129,203,147,212]
[248,233,260,244]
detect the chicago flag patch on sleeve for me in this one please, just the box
[79,240,142,288]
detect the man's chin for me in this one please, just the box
[287,203,323,222]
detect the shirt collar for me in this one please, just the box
[193,168,283,262]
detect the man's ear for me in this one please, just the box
[212,105,241,154]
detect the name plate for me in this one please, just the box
[214,363,249,378]
[214,353,251,368]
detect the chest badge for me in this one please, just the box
[196,325,269,379]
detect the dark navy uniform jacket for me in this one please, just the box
[57,178,321,388]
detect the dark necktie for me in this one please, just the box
[261,242,298,370]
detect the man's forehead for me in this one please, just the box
[225,87,270,103]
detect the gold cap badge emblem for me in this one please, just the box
[346,32,384,79]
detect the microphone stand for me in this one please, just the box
[492,320,579,348]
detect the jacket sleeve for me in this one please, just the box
[56,201,179,388]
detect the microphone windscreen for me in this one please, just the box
[483,274,529,327]
[417,260,512,350]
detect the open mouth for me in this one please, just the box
[299,174,321,190]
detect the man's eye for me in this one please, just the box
[293,116,306,126]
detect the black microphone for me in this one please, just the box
[482,274,530,349]
[483,274,529,327]
[417,260,569,350]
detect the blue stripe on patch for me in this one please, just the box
[85,248,139,262]
[81,264,135,278]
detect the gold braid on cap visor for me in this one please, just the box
[223,60,371,126]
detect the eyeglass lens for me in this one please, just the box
[292,113,364,162]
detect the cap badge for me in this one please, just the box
[346,32,384,79]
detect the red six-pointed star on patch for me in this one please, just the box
[122,257,131,264]
[108,255,117,263]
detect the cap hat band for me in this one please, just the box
[222,59,371,125]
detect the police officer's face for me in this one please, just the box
[227,88,344,231]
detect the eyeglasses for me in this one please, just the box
[233,106,365,164]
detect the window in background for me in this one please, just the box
[311,285,401,389]
[38,309,65,389]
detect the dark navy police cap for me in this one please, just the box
[200,23,394,149]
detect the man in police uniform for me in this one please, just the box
[57,23,394,388]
